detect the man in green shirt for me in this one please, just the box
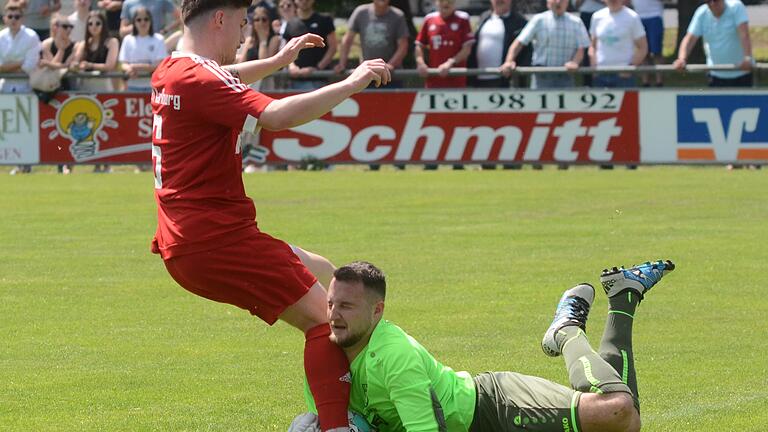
[294,259,675,432]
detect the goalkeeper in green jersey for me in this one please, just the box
[294,259,675,432]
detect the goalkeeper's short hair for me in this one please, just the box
[334,261,386,300]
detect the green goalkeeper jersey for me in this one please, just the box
[305,320,477,432]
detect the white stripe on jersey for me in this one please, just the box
[242,114,259,133]
[202,59,247,92]
[181,53,248,93]
[203,65,247,92]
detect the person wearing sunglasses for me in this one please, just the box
[119,7,167,92]
[237,6,280,69]
[71,10,120,173]
[0,2,43,94]
[237,5,282,174]
[120,0,181,38]
[72,10,120,92]
[1,1,42,176]
[40,14,77,74]
[674,0,754,87]
[38,14,77,174]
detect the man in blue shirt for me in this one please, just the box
[674,0,754,86]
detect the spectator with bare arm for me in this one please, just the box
[1,2,42,94]
[39,13,76,173]
[415,0,474,170]
[282,0,337,90]
[71,10,119,173]
[335,0,408,88]
[68,0,90,43]
[501,0,590,90]
[673,0,753,87]
[237,5,281,72]
[238,4,283,174]
[119,7,166,92]
[1,1,42,176]
[589,0,647,88]
[120,0,180,39]
[469,0,530,89]
[336,0,408,171]
[415,0,474,89]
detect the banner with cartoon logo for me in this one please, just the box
[39,93,153,163]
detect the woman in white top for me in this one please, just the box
[118,7,166,92]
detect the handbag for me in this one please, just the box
[29,67,67,92]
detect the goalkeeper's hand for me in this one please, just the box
[287,412,321,432]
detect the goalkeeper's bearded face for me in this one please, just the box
[327,279,382,349]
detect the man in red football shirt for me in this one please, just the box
[149,1,390,430]
[415,0,475,88]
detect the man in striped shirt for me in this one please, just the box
[500,0,590,89]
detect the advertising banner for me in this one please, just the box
[640,91,768,164]
[38,93,152,164]
[255,90,640,165]
[28,89,768,165]
[0,94,39,165]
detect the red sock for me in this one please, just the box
[305,323,350,431]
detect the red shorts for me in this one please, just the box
[163,231,317,325]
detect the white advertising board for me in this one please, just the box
[0,94,39,165]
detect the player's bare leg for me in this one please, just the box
[578,392,640,432]
[292,246,336,289]
[280,283,350,432]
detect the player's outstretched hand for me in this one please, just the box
[278,33,325,67]
[346,58,391,91]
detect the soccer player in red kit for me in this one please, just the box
[415,0,475,88]
[149,1,391,430]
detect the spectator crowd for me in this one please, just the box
[0,0,759,173]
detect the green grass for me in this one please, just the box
[1,167,767,431]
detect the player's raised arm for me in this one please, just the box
[223,33,325,84]
[258,58,391,130]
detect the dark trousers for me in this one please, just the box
[708,73,753,87]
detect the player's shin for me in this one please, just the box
[304,323,351,431]
[559,327,632,397]
[598,292,641,411]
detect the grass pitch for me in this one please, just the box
[1,167,766,431]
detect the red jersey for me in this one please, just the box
[150,52,275,259]
[415,10,475,88]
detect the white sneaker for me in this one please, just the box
[541,283,595,357]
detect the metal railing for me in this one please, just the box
[1,63,765,83]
